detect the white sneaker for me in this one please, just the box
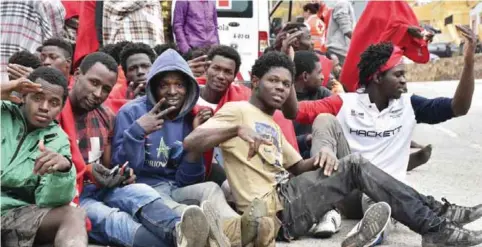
[176,205,209,247]
[342,202,391,247]
[310,209,342,238]
[201,200,230,247]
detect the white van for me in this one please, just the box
[216,0,270,82]
[171,0,270,83]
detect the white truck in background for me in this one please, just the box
[216,0,270,82]
[172,0,270,83]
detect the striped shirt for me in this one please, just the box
[0,0,65,82]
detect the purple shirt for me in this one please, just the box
[173,0,219,54]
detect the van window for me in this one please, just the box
[217,0,253,18]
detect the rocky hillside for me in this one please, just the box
[406,54,482,82]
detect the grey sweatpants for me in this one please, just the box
[153,181,239,220]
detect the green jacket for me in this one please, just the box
[1,100,76,215]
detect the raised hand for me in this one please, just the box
[1,78,42,103]
[193,108,213,129]
[456,25,476,64]
[127,81,146,98]
[33,140,71,175]
[7,64,33,80]
[281,30,304,60]
[136,98,177,135]
[188,55,210,77]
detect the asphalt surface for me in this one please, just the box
[278,79,482,247]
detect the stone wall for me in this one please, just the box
[406,54,482,82]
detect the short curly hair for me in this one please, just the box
[8,50,42,69]
[154,43,179,57]
[28,66,69,103]
[99,41,133,63]
[79,52,118,75]
[358,42,394,87]
[119,42,156,73]
[294,50,319,78]
[41,38,73,58]
[207,45,242,75]
[303,3,320,14]
[251,51,295,81]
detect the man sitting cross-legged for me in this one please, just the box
[112,49,274,247]
[183,51,482,247]
[62,52,214,247]
[1,67,87,247]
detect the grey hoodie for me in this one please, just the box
[112,49,204,187]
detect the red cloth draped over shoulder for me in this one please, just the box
[340,0,429,92]
[73,1,99,67]
[193,84,300,177]
[57,99,92,231]
[104,66,129,114]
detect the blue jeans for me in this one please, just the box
[80,183,179,247]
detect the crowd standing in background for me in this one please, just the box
[1,1,481,247]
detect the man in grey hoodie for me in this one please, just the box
[325,0,356,65]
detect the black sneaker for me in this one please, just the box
[440,198,482,225]
[422,221,482,247]
[342,202,391,247]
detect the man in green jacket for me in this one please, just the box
[1,67,87,247]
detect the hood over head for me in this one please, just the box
[146,49,199,119]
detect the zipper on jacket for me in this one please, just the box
[9,133,30,165]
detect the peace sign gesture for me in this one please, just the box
[136,98,177,135]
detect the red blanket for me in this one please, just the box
[58,99,92,230]
[104,67,129,113]
[73,1,99,67]
[61,1,80,20]
[340,0,429,92]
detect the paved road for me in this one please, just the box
[279,80,482,247]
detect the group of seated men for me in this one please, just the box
[2,24,482,247]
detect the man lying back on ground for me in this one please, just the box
[1,67,87,247]
[183,51,482,247]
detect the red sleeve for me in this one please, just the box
[296,95,343,124]
[273,111,299,152]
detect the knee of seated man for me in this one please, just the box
[56,205,87,223]
[342,154,366,168]
[124,183,159,195]
[314,113,338,124]
[202,181,224,195]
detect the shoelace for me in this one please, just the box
[442,197,472,211]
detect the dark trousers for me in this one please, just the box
[278,114,444,239]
